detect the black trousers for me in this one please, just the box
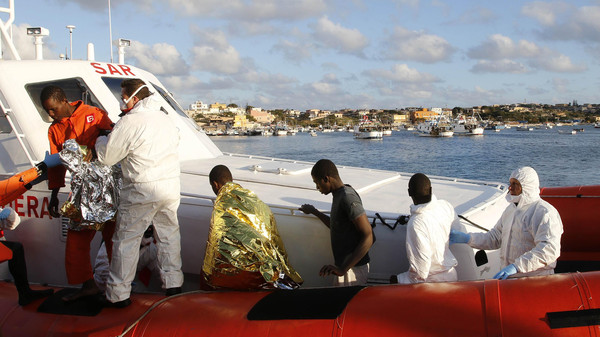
[2,241,30,294]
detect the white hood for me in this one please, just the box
[510,166,541,209]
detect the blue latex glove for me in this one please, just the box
[449,229,471,244]
[0,208,11,221]
[493,264,517,280]
[42,151,62,168]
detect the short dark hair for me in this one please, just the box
[311,159,339,180]
[209,165,233,185]
[408,173,431,198]
[40,85,67,103]
[121,79,151,100]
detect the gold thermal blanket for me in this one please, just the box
[202,182,302,289]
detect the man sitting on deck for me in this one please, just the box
[201,165,302,290]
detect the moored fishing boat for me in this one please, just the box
[452,112,484,136]
[516,125,534,131]
[416,120,453,137]
[353,116,383,139]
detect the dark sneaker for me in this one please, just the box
[165,287,182,296]
[103,298,131,309]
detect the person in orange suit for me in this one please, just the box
[41,85,115,301]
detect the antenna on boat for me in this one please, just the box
[66,25,75,59]
[108,0,113,63]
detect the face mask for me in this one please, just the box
[506,193,521,204]
[120,85,148,112]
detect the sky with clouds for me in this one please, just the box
[6,0,600,111]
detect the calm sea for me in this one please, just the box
[211,125,600,188]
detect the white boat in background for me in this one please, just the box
[353,117,383,139]
[382,126,393,136]
[274,123,289,136]
[558,130,576,135]
[309,130,317,137]
[452,113,484,136]
[416,113,454,137]
[516,125,534,131]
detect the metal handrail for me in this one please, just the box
[180,191,403,222]
[0,96,36,167]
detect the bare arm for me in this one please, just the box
[299,204,330,228]
[320,213,373,277]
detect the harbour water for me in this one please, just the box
[212,125,600,188]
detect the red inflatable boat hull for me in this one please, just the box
[541,185,600,262]
[0,185,598,336]
[1,271,600,336]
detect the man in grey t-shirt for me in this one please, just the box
[299,159,374,286]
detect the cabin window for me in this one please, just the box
[100,77,126,105]
[149,82,181,116]
[150,82,202,131]
[25,78,106,123]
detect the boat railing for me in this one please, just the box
[0,90,36,167]
[216,152,508,191]
[180,190,405,223]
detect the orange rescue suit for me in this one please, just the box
[47,101,113,189]
[47,101,114,284]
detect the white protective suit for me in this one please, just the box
[397,195,458,284]
[469,166,563,278]
[96,94,183,302]
[94,237,159,292]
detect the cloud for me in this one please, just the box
[534,54,587,72]
[189,29,242,74]
[467,34,540,60]
[382,26,455,63]
[127,41,189,75]
[454,7,497,25]
[312,16,368,55]
[271,39,313,64]
[521,1,570,26]
[471,60,529,74]
[363,64,439,83]
[527,86,549,96]
[468,34,586,73]
[523,3,600,42]
[167,0,328,21]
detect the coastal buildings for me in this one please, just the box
[185,99,600,132]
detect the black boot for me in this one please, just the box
[165,287,182,296]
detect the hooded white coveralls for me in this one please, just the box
[96,94,183,302]
[397,195,458,284]
[469,167,563,278]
